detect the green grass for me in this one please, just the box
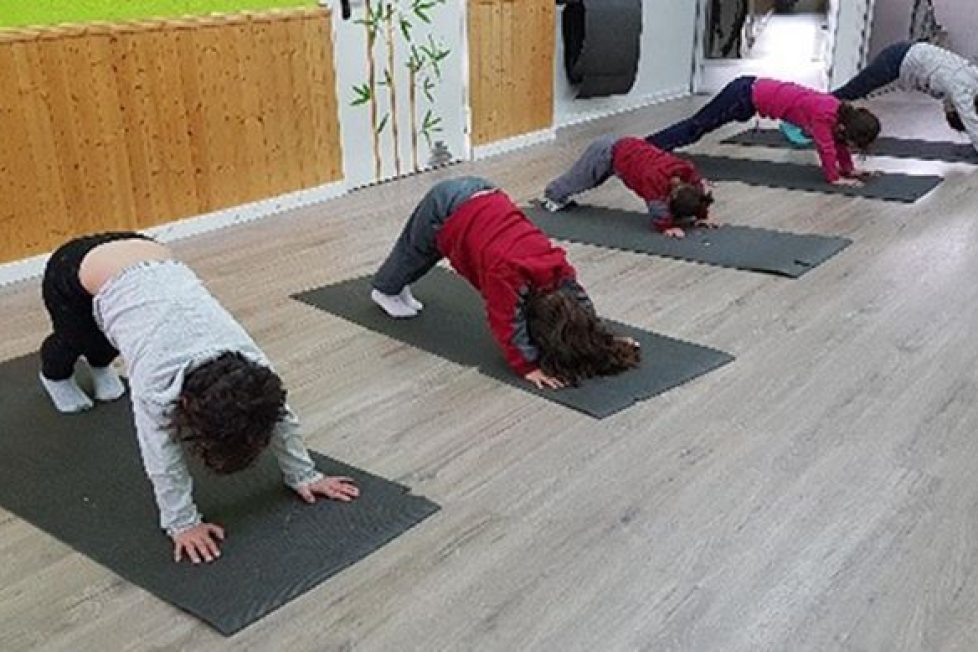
[0,1,319,29]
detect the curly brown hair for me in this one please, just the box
[526,289,641,386]
[169,351,287,474]
[669,182,714,223]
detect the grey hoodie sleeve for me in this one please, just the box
[132,397,203,536]
[269,406,325,489]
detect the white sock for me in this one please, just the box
[89,364,126,402]
[371,289,418,318]
[39,373,94,414]
[399,286,423,311]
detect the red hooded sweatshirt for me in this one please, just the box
[611,137,705,232]
[435,190,585,376]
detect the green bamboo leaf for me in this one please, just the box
[350,83,372,106]
[377,113,390,135]
[399,17,413,41]
[422,77,436,103]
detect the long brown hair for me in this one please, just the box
[526,289,640,386]
[836,102,880,150]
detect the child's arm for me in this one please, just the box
[809,122,845,184]
[270,407,360,503]
[483,270,548,382]
[950,90,978,152]
[132,400,224,563]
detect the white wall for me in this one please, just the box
[866,0,908,59]
[554,0,698,126]
[932,0,978,61]
[827,0,874,88]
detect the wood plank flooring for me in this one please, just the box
[1,91,977,651]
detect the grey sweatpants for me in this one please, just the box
[373,176,497,294]
[544,135,617,204]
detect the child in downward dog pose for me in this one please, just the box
[39,233,359,564]
[541,136,715,239]
[647,76,881,186]
[370,177,641,389]
[783,41,978,150]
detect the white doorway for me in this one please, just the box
[330,0,469,189]
[691,0,874,94]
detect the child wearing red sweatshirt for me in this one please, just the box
[371,177,640,389]
[646,76,881,186]
[542,136,716,239]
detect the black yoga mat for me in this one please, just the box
[0,354,439,636]
[292,269,734,419]
[685,153,943,203]
[721,128,978,164]
[523,204,851,278]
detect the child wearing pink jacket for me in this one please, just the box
[647,76,881,186]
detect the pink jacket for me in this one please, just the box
[751,78,853,183]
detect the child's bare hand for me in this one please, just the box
[296,476,360,503]
[849,168,879,179]
[695,218,720,229]
[173,522,225,564]
[832,177,863,187]
[663,227,686,238]
[525,369,565,390]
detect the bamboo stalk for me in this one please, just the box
[409,65,419,171]
[384,3,402,176]
[364,0,382,178]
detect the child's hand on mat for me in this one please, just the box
[832,177,863,187]
[663,227,686,239]
[296,476,360,503]
[173,522,225,564]
[850,169,879,179]
[695,218,720,229]
[525,369,565,390]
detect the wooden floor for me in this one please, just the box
[3,92,978,651]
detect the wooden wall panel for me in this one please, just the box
[0,8,343,264]
[468,0,555,147]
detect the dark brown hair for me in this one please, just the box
[526,290,640,386]
[945,96,978,132]
[170,351,286,474]
[669,182,714,223]
[836,103,880,150]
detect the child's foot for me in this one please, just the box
[89,364,126,402]
[39,373,94,413]
[399,286,423,311]
[539,197,576,213]
[371,289,418,318]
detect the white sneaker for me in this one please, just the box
[540,197,575,213]
[371,289,418,318]
[399,286,424,311]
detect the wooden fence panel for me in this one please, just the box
[0,8,343,264]
[468,0,555,147]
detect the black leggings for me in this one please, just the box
[40,232,152,380]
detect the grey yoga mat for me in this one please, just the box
[292,268,734,419]
[685,153,943,202]
[721,128,978,164]
[0,354,439,636]
[523,204,851,278]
